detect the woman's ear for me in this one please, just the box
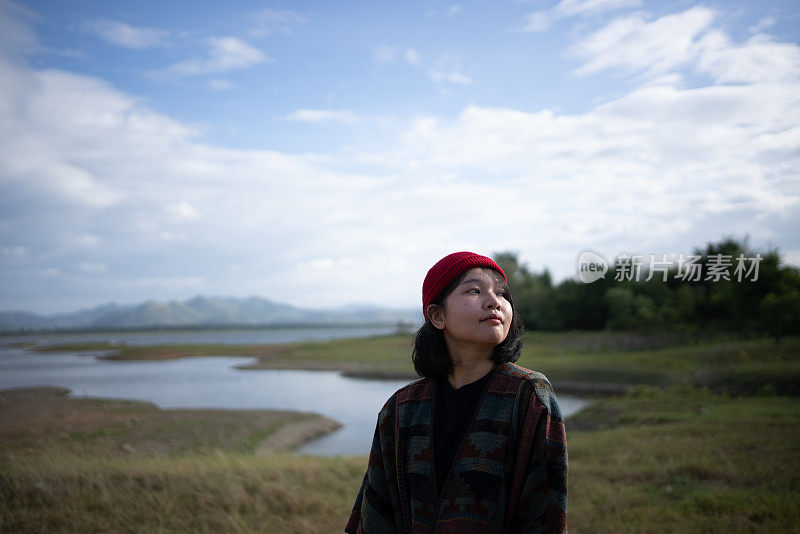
[427,304,445,330]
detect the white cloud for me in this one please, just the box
[429,70,473,85]
[134,276,203,288]
[208,78,234,90]
[77,261,107,273]
[2,245,27,257]
[696,32,800,84]
[405,48,421,65]
[523,11,553,32]
[285,109,358,124]
[372,45,471,87]
[375,46,422,67]
[784,249,800,268]
[47,163,120,208]
[298,256,355,271]
[428,54,473,85]
[0,59,195,210]
[0,0,37,56]
[748,16,776,35]
[557,0,642,17]
[0,55,404,307]
[85,19,168,49]
[166,201,200,221]
[56,48,91,60]
[373,45,397,63]
[523,0,641,32]
[164,37,270,76]
[571,6,714,76]
[372,44,471,86]
[1,3,798,312]
[447,5,462,17]
[349,57,799,258]
[571,6,800,85]
[248,8,306,38]
[76,234,99,247]
[157,231,186,241]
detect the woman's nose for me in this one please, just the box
[485,292,502,309]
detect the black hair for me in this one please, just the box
[412,267,523,378]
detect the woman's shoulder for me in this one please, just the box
[377,376,431,410]
[393,375,432,400]
[497,361,553,387]
[495,362,561,410]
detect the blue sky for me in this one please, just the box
[1,0,799,314]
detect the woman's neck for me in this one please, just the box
[445,341,495,389]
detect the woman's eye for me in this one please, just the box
[468,288,480,294]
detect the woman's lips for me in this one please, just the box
[481,315,502,324]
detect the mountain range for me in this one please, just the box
[0,296,421,332]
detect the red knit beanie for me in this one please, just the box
[422,251,507,319]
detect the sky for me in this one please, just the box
[0,0,799,314]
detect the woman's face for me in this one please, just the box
[434,267,513,351]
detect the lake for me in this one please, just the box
[0,328,590,456]
[0,324,401,346]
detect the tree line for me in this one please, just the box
[494,237,800,342]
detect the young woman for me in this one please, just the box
[346,252,568,534]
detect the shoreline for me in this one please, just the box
[30,338,639,396]
[0,322,410,336]
[98,350,634,396]
[23,331,800,398]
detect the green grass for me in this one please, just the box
[2,387,798,533]
[33,334,417,376]
[0,388,333,460]
[0,453,365,533]
[518,333,800,395]
[567,387,800,533]
[0,387,359,533]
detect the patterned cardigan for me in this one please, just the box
[345,362,568,534]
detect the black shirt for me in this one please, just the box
[433,367,495,497]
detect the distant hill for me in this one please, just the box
[0,296,421,332]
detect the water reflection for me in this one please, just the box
[0,346,589,456]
